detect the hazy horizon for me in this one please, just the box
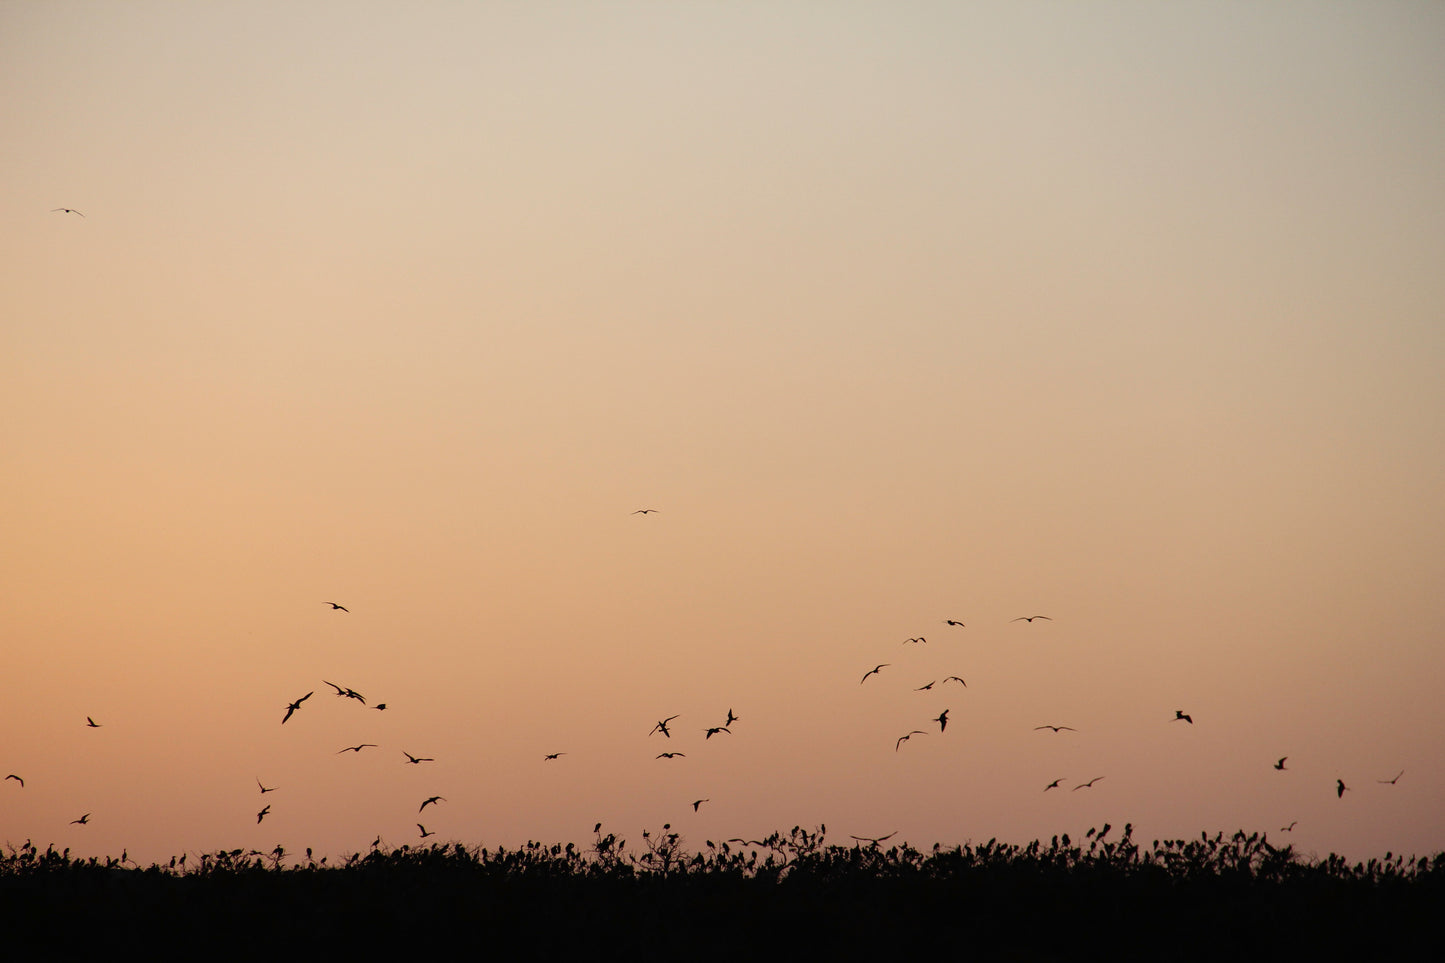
[4,1,1443,868]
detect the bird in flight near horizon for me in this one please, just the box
[632,509,659,514]
[896,730,927,751]
[403,752,434,765]
[933,709,950,732]
[860,664,890,685]
[1377,770,1404,785]
[52,208,84,216]
[849,832,898,845]
[1012,616,1052,623]
[1274,757,1288,771]
[902,637,926,645]
[324,602,349,611]
[656,752,685,759]
[692,799,709,812]
[1073,777,1105,791]
[282,691,313,724]
[1336,779,1349,798]
[650,715,680,738]
[1173,710,1193,724]
[86,717,102,728]
[1044,779,1064,791]
[257,779,276,794]
[544,753,566,761]
[71,813,91,825]
[5,774,22,788]
[420,796,445,812]
[1281,821,1298,832]
[944,620,965,627]
[1034,725,1076,733]
[256,805,270,824]
[336,744,378,754]
[418,824,435,838]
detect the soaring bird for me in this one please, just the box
[691,798,709,812]
[944,620,965,627]
[902,637,927,645]
[543,752,566,761]
[1034,725,1076,733]
[282,691,313,724]
[5,774,22,787]
[1173,710,1193,724]
[704,726,731,740]
[1012,616,1052,623]
[402,752,434,765]
[650,715,680,738]
[324,602,349,611]
[1274,757,1288,771]
[632,509,660,514]
[656,752,686,759]
[1281,821,1298,832]
[419,796,446,812]
[1043,779,1064,791]
[71,813,91,825]
[52,208,85,216]
[724,708,739,726]
[895,730,927,751]
[933,709,950,732]
[256,806,271,824]
[257,779,277,794]
[336,744,378,754]
[323,680,366,704]
[86,717,102,728]
[1073,777,1105,791]
[859,664,890,685]
[849,832,898,845]
[1378,770,1404,785]
[1336,779,1349,798]
[915,681,936,691]
[942,676,968,688]
[417,824,435,838]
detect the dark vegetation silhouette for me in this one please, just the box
[1,825,1438,956]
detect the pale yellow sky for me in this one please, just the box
[3,2,1443,866]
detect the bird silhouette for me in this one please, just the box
[402,752,434,765]
[1336,779,1349,798]
[1073,777,1105,791]
[1281,821,1298,832]
[1034,725,1076,733]
[1043,779,1064,791]
[86,717,102,728]
[52,208,84,217]
[650,715,680,738]
[544,752,566,761]
[418,824,435,838]
[336,744,378,754]
[323,681,366,704]
[1012,616,1052,623]
[849,832,898,845]
[419,796,445,812]
[71,813,91,825]
[895,730,927,751]
[373,704,387,711]
[942,676,968,688]
[632,509,660,514]
[257,779,277,794]
[915,681,936,691]
[656,752,686,759]
[933,710,950,732]
[324,602,349,611]
[1274,757,1288,771]
[282,691,313,724]
[256,805,270,824]
[944,620,965,627]
[860,664,890,685]
[704,726,731,740]
[902,637,927,645]
[691,798,709,812]
[724,708,739,726]
[5,774,22,788]
[1173,710,1193,724]
[1377,770,1404,785]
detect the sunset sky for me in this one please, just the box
[4,2,1443,867]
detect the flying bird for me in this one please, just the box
[944,620,965,627]
[86,717,102,728]
[1043,779,1064,792]
[656,752,686,759]
[52,208,84,216]
[257,779,277,794]
[1073,777,1105,791]
[895,730,927,751]
[1173,710,1193,724]
[704,726,731,740]
[650,715,680,738]
[1336,779,1349,798]
[323,680,366,704]
[418,824,435,838]
[860,664,890,685]
[282,691,313,724]
[336,744,378,753]
[402,752,434,765]
[632,509,660,514]
[1377,770,1404,785]
[256,806,271,824]
[915,681,936,691]
[71,813,91,825]
[724,708,739,726]
[1281,821,1298,832]
[933,710,950,732]
[324,602,349,611]
[373,704,387,711]
[849,832,898,845]
[419,796,446,812]
[5,774,22,788]
[543,753,566,761]
[1274,757,1288,771]
[1012,616,1052,623]
[942,676,967,688]
[1034,725,1076,733]
[691,799,709,812]
[902,637,926,645]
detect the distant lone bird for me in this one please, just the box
[704,726,731,740]
[402,752,434,765]
[632,509,660,514]
[71,813,91,825]
[336,744,378,753]
[256,805,270,824]
[1012,616,1052,623]
[896,730,927,751]
[257,779,277,794]
[849,832,898,845]
[419,796,445,812]
[860,664,890,685]
[86,717,102,728]
[902,637,926,645]
[942,676,968,687]
[417,824,435,838]
[1336,779,1349,798]
[1274,757,1288,771]
[52,208,84,216]
[324,602,349,612]
[1043,779,1064,791]
[1378,770,1404,785]
[1073,777,1105,791]
[282,691,313,724]
[933,709,950,732]
[1173,710,1193,724]
[1281,821,1298,832]
[650,715,680,738]
[5,774,22,787]
[692,798,709,812]
[1034,725,1076,733]
[944,620,965,627]
[543,752,566,761]
[656,752,686,759]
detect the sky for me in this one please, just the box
[3,1,1443,868]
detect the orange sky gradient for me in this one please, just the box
[4,2,1443,868]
